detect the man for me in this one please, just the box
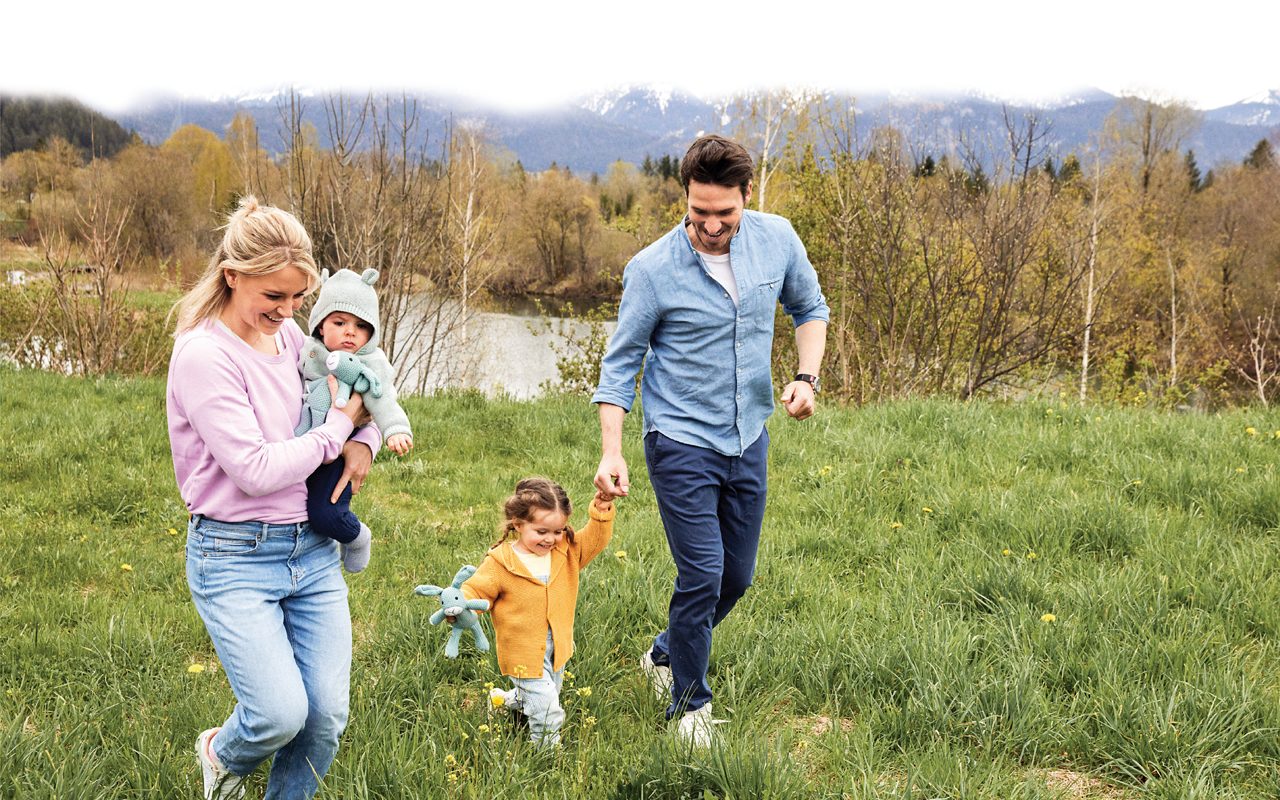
[591,134,829,746]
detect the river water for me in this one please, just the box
[392,295,617,399]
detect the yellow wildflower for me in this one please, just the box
[1040,613,1057,623]
[819,465,832,476]
[1236,467,1247,474]
[447,773,458,784]
[166,527,179,536]
[576,687,592,697]
[1045,408,1054,416]
[490,693,505,708]
[1001,548,1011,557]
[478,725,490,734]
[120,563,133,572]
[484,681,495,691]
[187,664,206,674]
[1026,551,1038,560]
[889,521,903,529]
[445,754,457,766]
[584,716,597,727]
[514,665,528,678]
[614,550,627,561]
[922,507,933,514]
[563,670,574,681]
[1245,426,1257,435]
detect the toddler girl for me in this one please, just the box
[461,477,615,746]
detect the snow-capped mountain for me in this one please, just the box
[1206,90,1280,127]
[102,86,1279,174]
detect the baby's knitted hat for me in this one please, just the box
[309,268,381,351]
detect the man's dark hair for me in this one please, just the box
[680,135,754,199]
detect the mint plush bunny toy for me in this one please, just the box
[415,564,491,658]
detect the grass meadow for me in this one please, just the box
[4,366,1280,798]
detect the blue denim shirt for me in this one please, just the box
[592,210,829,456]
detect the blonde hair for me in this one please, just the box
[172,196,320,334]
[493,477,575,549]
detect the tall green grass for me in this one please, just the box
[3,368,1280,798]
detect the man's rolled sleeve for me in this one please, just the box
[781,223,830,327]
[592,266,658,411]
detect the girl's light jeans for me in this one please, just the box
[186,514,351,799]
[503,629,564,745]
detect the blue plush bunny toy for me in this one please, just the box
[415,564,491,658]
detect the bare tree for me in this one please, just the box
[730,88,814,213]
[38,161,147,375]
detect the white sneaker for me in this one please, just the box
[640,648,672,700]
[675,703,715,749]
[195,728,245,800]
[489,686,515,712]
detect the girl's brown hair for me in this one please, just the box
[493,477,575,549]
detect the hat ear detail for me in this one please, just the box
[361,268,380,285]
[319,268,331,284]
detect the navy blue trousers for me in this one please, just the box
[305,456,363,545]
[644,428,769,718]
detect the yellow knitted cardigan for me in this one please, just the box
[462,502,614,677]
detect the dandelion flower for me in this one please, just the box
[1001,548,1012,557]
[1130,479,1143,486]
[563,670,574,681]
[890,521,903,529]
[478,725,490,734]
[120,563,133,572]
[491,694,505,708]
[187,664,206,674]
[166,527,178,536]
[1045,408,1054,416]
[576,687,592,697]
[819,465,832,476]
[1236,467,1247,474]
[1040,613,1056,623]
[614,550,627,561]
[922,507,933,514]
[1246,427,1258,436]
[1026,551,1038,560]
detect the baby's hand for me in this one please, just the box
[593,490,615,512]
[387,434,413,456]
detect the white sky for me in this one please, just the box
[3,0,1275,113]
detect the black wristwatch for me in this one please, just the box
[795,373,820,393]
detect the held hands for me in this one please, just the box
[386,433,413,456]
[593,453,630,499]
[592,489,616,513]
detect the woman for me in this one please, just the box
[167,196,378,799]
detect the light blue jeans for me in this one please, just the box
[502,629,564,745]
[186,515,351,799]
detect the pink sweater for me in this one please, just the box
[167,318,380,523]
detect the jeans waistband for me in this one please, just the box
[190,514,311,538]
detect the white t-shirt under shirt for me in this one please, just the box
[700,251,739,306]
